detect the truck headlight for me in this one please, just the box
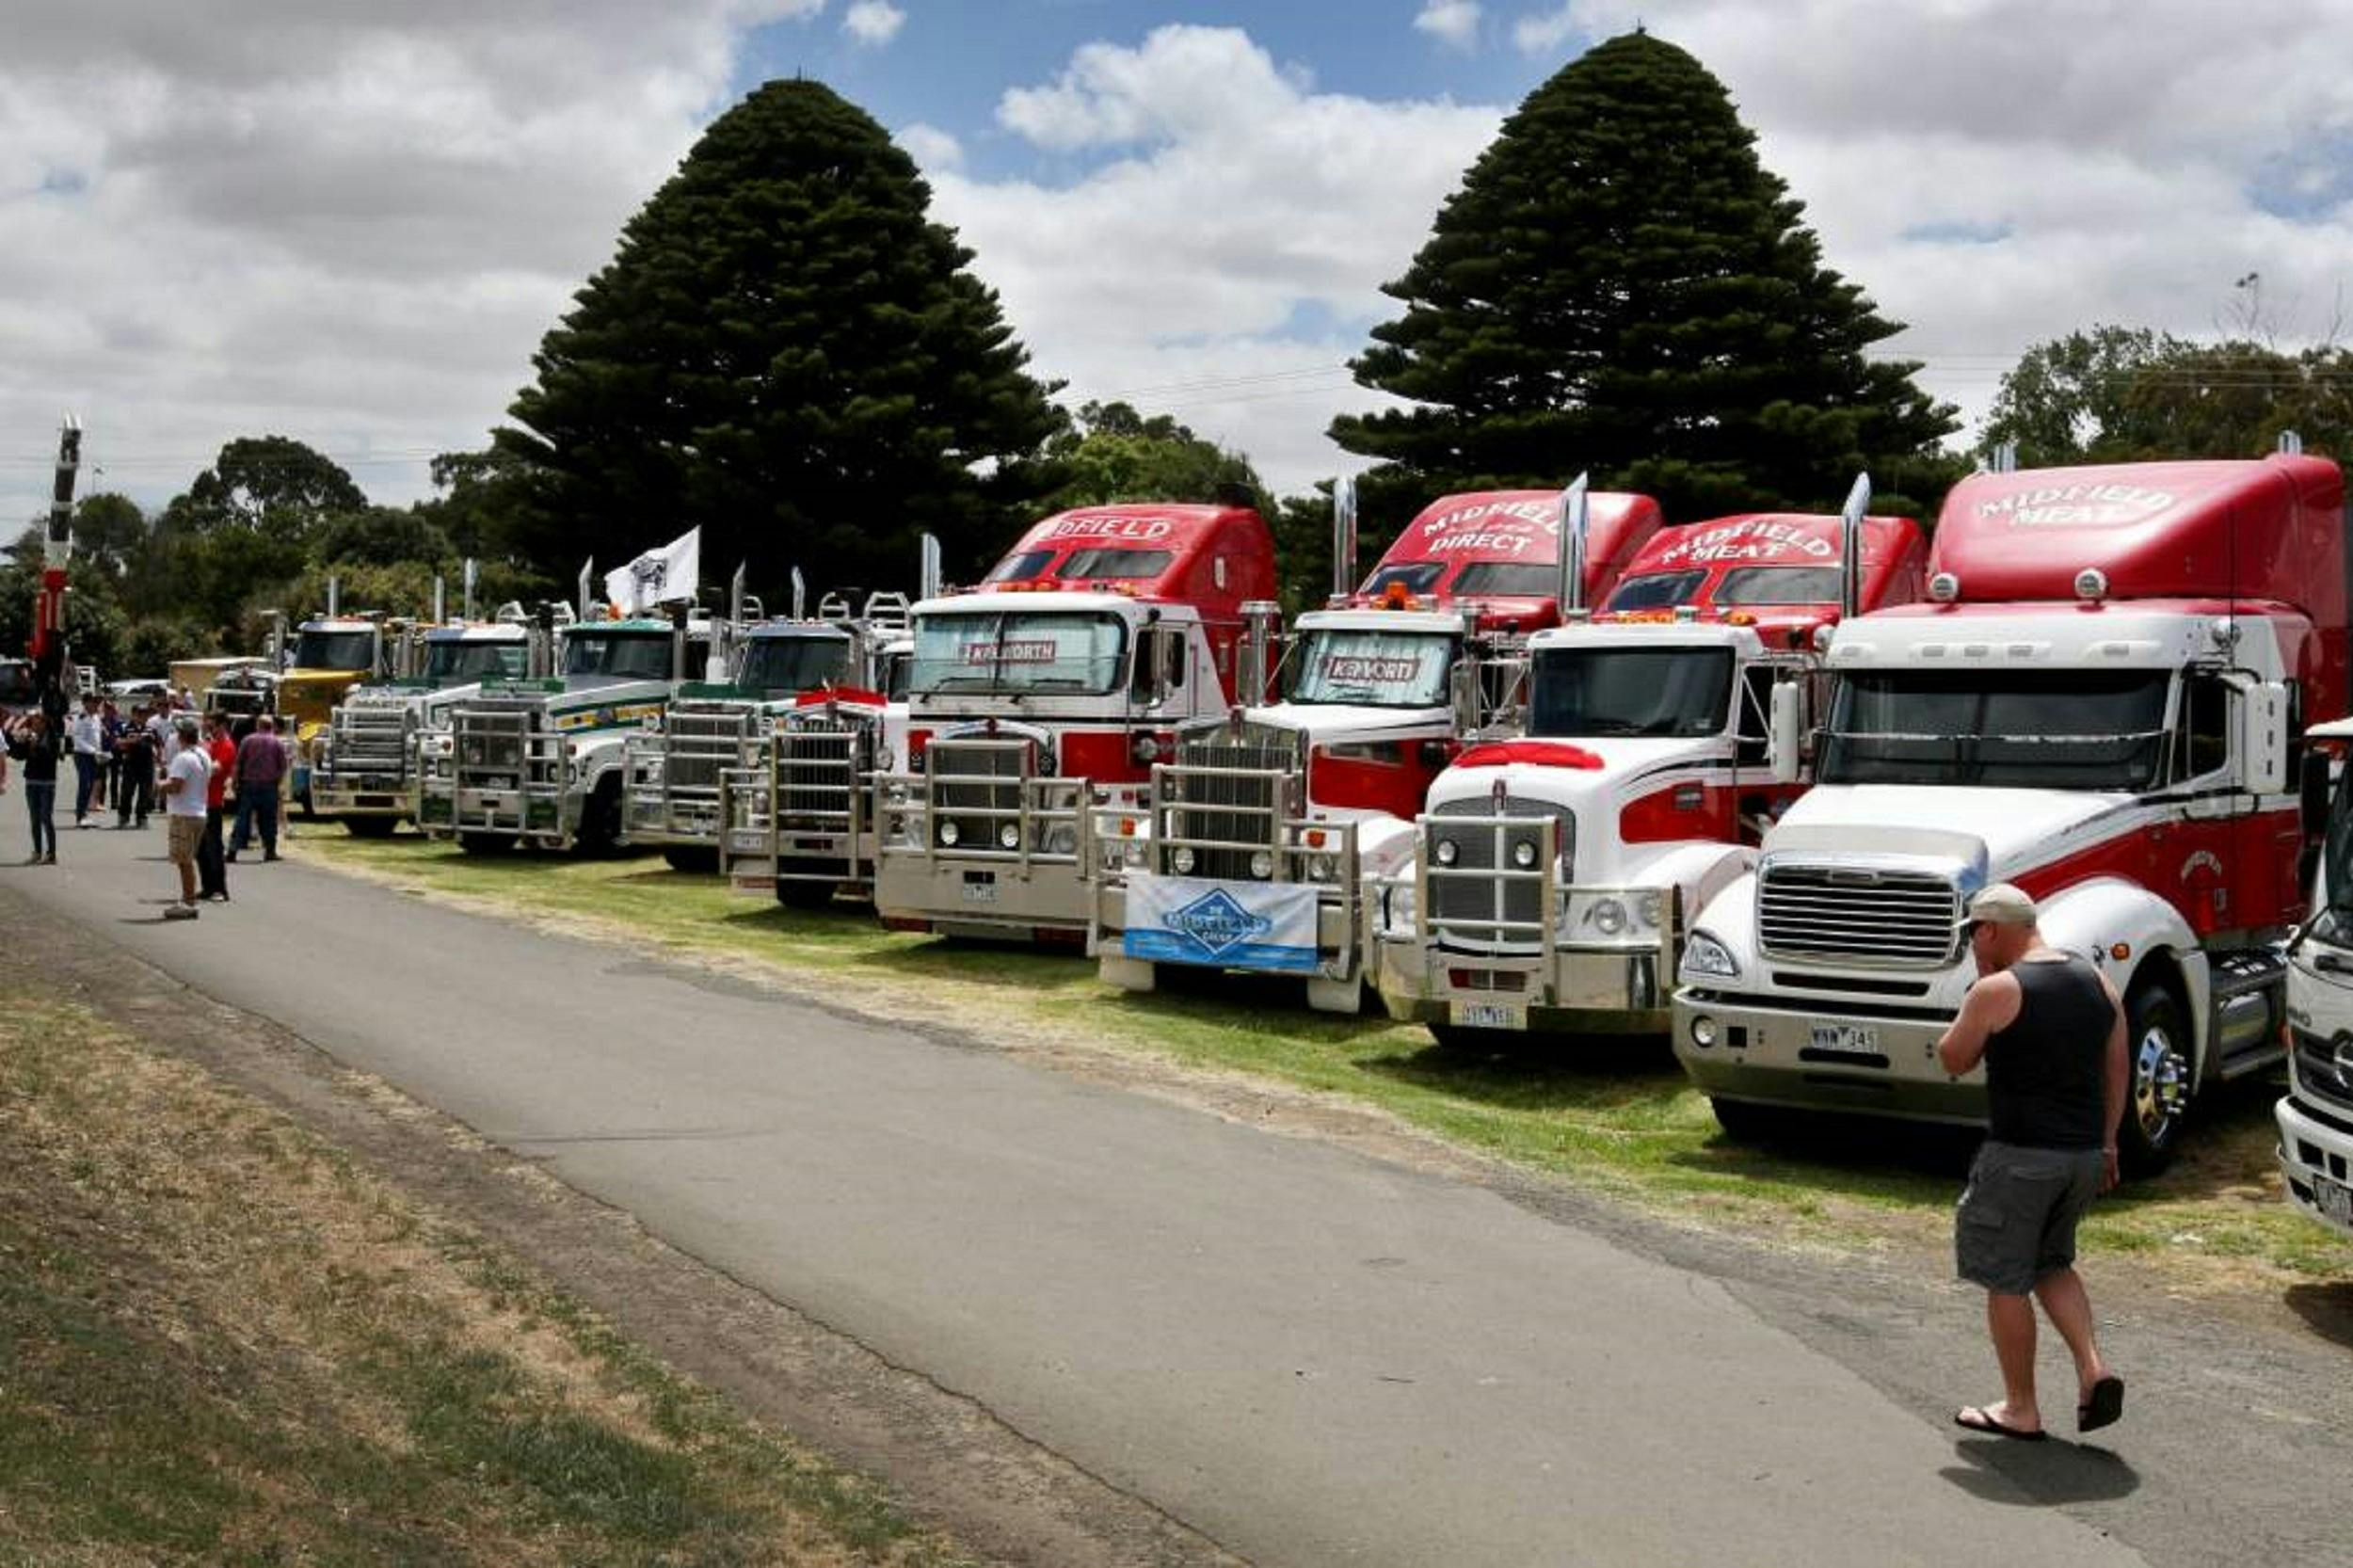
[1249,850,1274,879]
[1308,852,1336,882]
[1635,890,1665,930]
[1434,839,1458,867]
[1172,846,1195,873]
[1512,840,1537,869]
[1587,897,1627,935]
[874,745,895,773]
[938,821,960,847]
[998,823,1021,850]
[1122,840,1146,867]
[1681,929,1739,981]
[1381,878,1417,933]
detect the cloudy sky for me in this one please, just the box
[5,0,2349,532]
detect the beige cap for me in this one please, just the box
[1966,882,2038,926]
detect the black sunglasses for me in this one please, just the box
[1960,920,1984,940]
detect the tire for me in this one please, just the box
[2118,978,2193,1177]
[457,832,518,856]
[573,776,623,856]
[775,877,838,910]
[662,847,719,873]
[1708,1096,1791,1143]
[342,815,397,839]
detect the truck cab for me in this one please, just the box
[1676,453,2343,1173]
[623,593,908,868]
[417,616,709,854]
[2277,715,2353,1239]
[1090,486,1666,1011]
[1373,498,1929,1044]
[872,502,1277,942]
[315,620,533,834]
[279,617,389,809]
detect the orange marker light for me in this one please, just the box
[2109,941,2131,961]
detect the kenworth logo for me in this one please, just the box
[1168,888,1273,958]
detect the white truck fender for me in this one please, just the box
[1623,841,1753,929]
[1354,814,1419,879]
[2034,877,2214,1070]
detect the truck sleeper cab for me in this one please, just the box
[417,617,706,855]
[1091,485,1667,1012]
[1372,502,1927,1045]
[873,502,1276,943]
[315,622,532,834]
[1675,453,2344,1173]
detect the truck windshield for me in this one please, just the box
[293,630,376,670]
[736,634,851,695]
[1821,670,2170,790]
[912,612,1128,696]
[1359,562,1445,597]
[1606,571,1705,612]
[560,632,675,680]
[1717,566,1843,604]
[1449,562,1557,597]
[1529,648,1734,738]
[1288,629,1455,709]
[423,640,526,683]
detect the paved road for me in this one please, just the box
[0,818,2259,1565]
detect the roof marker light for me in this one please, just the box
[2074,568,2108,601]
[1928,571,1961,603]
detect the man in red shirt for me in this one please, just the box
[198,711,237,901]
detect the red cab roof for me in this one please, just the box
[1356,488,1667,631]
[1601,513,1929,643]
[977,503,1278,621]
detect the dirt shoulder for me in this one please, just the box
[0,884,1239,1568]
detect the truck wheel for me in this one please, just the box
[343,816,397,839]
[774,877,838,910]
[575,776,623,856]
[1708,1096,1792,1143]
[2118,978,2192,1177]
[457,832,517,856]
[663,847,719,873]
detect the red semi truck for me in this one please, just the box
[872,502,1278,943]
[1674,451,2345,1172]
[1089,482,1666,1011]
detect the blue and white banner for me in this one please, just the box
[1124,873,1320,973]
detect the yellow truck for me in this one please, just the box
[277,617,389,812]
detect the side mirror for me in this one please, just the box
[2301,749,2333,840]
[2240,680,2291,795]
[1768,680,1803,784]
[1449,656,1482,737]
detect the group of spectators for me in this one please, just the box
[2,691,294,920]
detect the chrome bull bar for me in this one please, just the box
[419,708,569,840]
[719,718,880,890]
[880,734,1088,868]
[622,715,761,847]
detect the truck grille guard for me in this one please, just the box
[321,697,415,790]
[879,735,1087,868]
[419,702,567,838]
[624,704,760,845]
[719,713,881,888]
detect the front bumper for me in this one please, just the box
[1374,934,1674,1034]
[313,771,408,818]
[623,795,722,848]
[874,850,1090,938]
[1671,986,1982,1123]
[2276,1093,2353,1240]
[725,826,868,891]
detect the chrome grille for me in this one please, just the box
[780,717,867,827]
[1164,733,1297,880]
[662,706,753,794]
[1757,864,1961,966]
[1426,796,1570,948]
[2293,1029,2353,1118]
[929,737,1030,849]
[331,701,412,774]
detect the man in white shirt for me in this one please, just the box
[69,694,104,827]
[160,718,211,920]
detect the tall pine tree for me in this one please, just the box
[499,80,1066,599]
[1331,32,1956,533]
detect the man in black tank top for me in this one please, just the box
[1933,883,2129,1442]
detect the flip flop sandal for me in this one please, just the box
[2078,1375,2124,1432]
[1954,1406,2047,1441]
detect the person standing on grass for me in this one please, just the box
[1936,883,2129,1443]
[159,717,210,920]
[5,712,63,865]
[228,713,286,862]
[197,711,236,902]
[69,693,104,826]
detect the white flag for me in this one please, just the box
[604,527,701,616]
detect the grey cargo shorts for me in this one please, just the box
[1955,1140,2105,1294]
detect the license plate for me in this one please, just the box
[1809,1020,1881,1057]
[1450,999,1527,1031]
[2317,1173,2353,1226]
[960,878,1000,904]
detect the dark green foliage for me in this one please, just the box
[498,78,1067,600]
[1042,401,1267,514]
[1330,31,1958,536]
[313,506,455,568]
[1982,327,2353,464]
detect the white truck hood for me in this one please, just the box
[1424,736,1721,811]
[1768,784,2138,879]
[1242,700,1449,743]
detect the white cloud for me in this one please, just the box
[1512,4,1579,56]
[897,121,963,171]
[946,25,1500,492]
[841,1,904,47]
[1414,1,1483,50]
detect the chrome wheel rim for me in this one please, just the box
[2132,1022,2189,1146]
